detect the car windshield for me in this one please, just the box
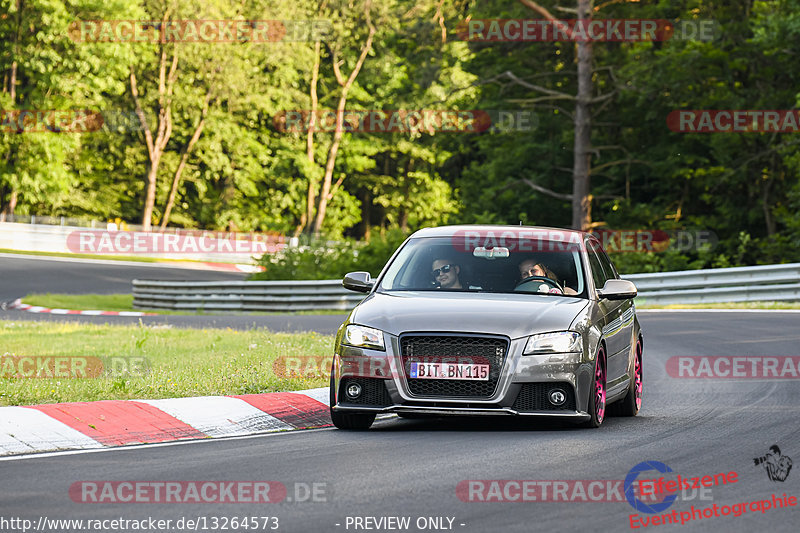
[378,235,586,297]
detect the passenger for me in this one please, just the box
[431,258,463,289]
[518,259,577,295]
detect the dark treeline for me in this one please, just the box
[2,0,799,273]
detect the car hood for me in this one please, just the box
[351,291,590,339]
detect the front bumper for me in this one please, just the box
[331,332,595,420]
[333,403,591,421]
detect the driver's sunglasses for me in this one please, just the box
[431,264,453,278]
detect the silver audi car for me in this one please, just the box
[329,225,643,429]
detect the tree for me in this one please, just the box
[0,0,136,218]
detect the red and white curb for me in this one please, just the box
[6,298,155,316]
[0,388,330,456]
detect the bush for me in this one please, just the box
[250,229,410,281]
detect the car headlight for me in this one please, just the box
[343,324,386,351]
[523,331,582,355]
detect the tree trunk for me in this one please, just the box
[160,94,211,230]
[0,190,18,218]
[130,16,178,231]
[762,163,776,237]
[572,0,593,231]
[310,1,375,236]
[361,189,371,241]
[141,164,160,230]
[8,60,16,103]
[297,40,323,238]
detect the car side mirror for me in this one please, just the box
[343,271,374,293]
[597,279,637,300]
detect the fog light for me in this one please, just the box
[549,389,567,406]
[346,383,362,399]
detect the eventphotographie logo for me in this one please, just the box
[754,445,793,482]
[625,462,679,514]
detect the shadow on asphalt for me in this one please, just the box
[370,415,625,432]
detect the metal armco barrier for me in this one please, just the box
[132,263,800,311]
[623,263,800,305]
[132,279,364,311]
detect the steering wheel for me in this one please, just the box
[514,275,563,294]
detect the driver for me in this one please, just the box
[431,258,463,289]
[518,259,577,295]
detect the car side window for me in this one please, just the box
[586,246,608,290]
[596,247,619,280]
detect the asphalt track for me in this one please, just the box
[2,312,799,532]
[0,254,248,300]
[0,254,345,333]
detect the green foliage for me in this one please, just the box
[251,228,409,280]
[2,0,800,274]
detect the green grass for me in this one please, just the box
[637,301,800,310]
[0,320,333,406]
[24,293,138,312]
[22,293,202,315]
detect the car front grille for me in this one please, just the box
[512,383,576,412]
[400,334,509,399]
[339,377,392,407]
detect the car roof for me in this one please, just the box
[409,224,589,240]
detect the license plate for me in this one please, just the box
[409,362,490,381]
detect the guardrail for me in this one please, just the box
[132,279,364,312]
[132,263,800,311]
[623,263,800,305]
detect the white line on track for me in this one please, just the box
[0,415,397,463]
[637,308,800,313]
[0,426,335,462]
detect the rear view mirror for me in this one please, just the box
[597,279,637,300]
[343,271,374,293]
[472,246,510,259]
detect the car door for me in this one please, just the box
[586,240,627,387]
[597,245,635,385]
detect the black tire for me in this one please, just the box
[329,373,375,430]
[616,337,643,417]
[583,345,607,428]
